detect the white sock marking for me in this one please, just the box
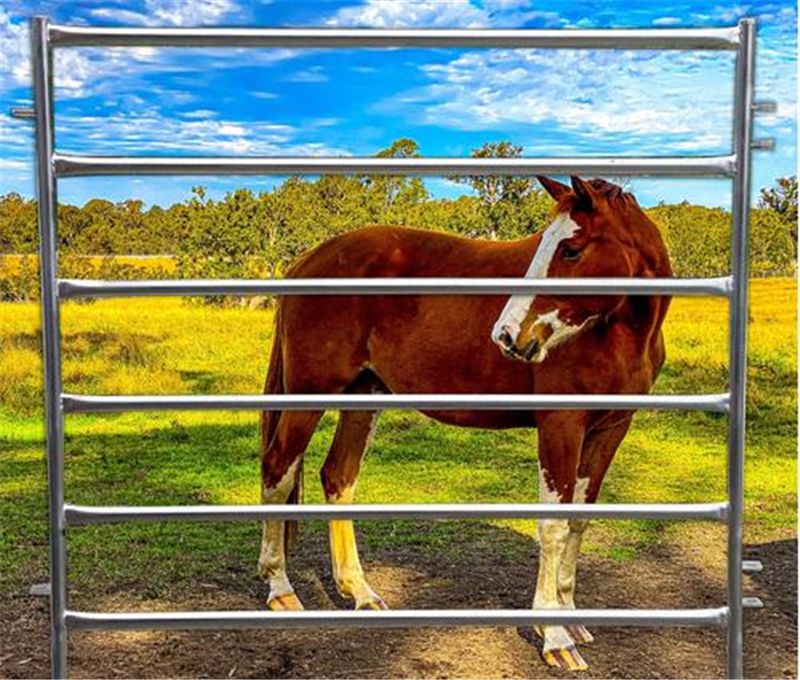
[259,460,300,599]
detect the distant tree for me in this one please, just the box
[759,175,797,241]
[750,206,797,276]
[1,149,798,298]
[0,193,37,252]
[362,138,428,222]
[647,202,731,277]
[449,141,546,239]
[175,187,268,290]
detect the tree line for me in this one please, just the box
[0,139,796,302]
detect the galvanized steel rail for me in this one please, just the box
[48,24,741,49]
[65,502,730,524]
[58,275,733,298]
[53,153,736,177]
[29,16,761,679]
[61,392,731,414]
[65,607,731,632]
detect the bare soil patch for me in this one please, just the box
[2,536,795,679]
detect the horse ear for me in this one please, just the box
[536,176,571,201]
[570,175,600,208]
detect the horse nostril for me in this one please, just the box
[522,339,540,362]
[497,330,513,349]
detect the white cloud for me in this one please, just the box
[391,50,729,137]
[0,157,30,170]
[653,16,681,26]
[287,66,328,83]
[89,0,239,27]
[708,4,751,24]
[181,109,219,119]
[327,0,488,28]
[0,112,34,153]
[0,8,30,86]
[1,7,165,97]
[88,7,153,24]
[149,0,238,26]
[1,1,269,100]
[326,0,562,29]
[377,41,796,154]
[52,107,348,157]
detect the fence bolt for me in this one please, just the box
[10,106,35,119]
[29,582,52,597]
[751,138,776,151]
[742,559,763,573]
[752,100,777,113]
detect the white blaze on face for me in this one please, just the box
[491,212,580,347]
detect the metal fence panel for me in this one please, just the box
[29,15,756,679]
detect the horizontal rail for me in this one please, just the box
[65,607,730,632]
[64,502,730,525]
[58,277,733,299]
[48,24,741,50]
[61,393,731,414]
[52,154,737,178]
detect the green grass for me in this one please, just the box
[1,279,796,598]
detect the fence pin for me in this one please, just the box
[742,559,763,573]
[29,582,51,597]
[10,106,35,119]
[742,596,764,609]
[751,138,776,151]
[752,100,777,114]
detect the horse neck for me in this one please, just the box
[610,218,672,348]
[491,232,541,272]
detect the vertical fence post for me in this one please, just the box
[31,15,68,679]
[727,17,756,680]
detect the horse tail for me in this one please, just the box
[260,308,302,558]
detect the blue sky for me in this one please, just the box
[1,0,796,209]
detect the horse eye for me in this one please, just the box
[561,246,582,261]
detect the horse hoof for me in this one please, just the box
[542,644,589,672]
[356,596,389,611]
[267,592,304,611]
[566,624,594,644]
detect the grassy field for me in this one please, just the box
[0,279,796,601]
[1,253,177,274]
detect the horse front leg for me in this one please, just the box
[557,415,633,646]
[534,411,589,672]
[557,517,592,643]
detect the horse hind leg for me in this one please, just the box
[321,407,386,610]
[259,409,322,610]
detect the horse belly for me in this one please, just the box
[419,409,536,429]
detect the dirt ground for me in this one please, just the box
[1,535,795,680]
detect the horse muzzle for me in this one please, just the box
[493,325,545,363]
[509,321,554,363]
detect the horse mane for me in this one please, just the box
[554,178,630,213]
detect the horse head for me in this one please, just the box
[492,175,670,363]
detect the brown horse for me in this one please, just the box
[258,176,671,672]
